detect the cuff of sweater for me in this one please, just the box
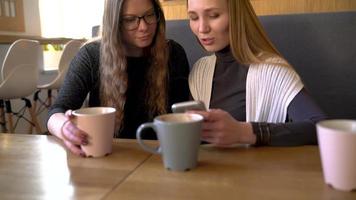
[251,122,271,146]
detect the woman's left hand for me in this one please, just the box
[189,109,256,146]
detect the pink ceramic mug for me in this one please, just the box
[317,119,356,191]
[72,107,116,157]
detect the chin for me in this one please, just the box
[202,45,219,53]
[203,44,229,53]
[136,40,153,48]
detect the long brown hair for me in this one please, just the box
[228,0,284,65]
[100,0,168,135]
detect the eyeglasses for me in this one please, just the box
[121,11,160,31]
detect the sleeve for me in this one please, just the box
[167,40,190,109]
[47,43,98,118]
[252,88,328,146]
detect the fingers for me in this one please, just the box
[56,110,88,157]
[201,132,223,145]
[201,131,233,146]
[188,110,215,122]
[61,120,88,157]
[187,110,210,120]
[62,120,88,146]
[201,129,220,142]
[191,109,238,146]
[189,109,227,121]
[63,140,86,157]
[64,110,73,118]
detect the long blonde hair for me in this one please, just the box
[100,0,168,135]
[228,0,284,65]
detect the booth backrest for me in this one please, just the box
[166,11,356,119]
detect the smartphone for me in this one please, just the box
[171,100,206,113]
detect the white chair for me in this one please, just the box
[0,39,42,134]
[33,39,84,113]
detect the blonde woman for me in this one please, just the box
[187,0,326,146]
[47,0,190,156]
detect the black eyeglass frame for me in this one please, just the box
[120,10,161,31]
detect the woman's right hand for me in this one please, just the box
[47,111,88,157]
[60,110,89,156]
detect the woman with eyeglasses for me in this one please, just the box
[186,0,326,147]
[47,0,190,156]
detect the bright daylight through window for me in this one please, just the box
[39,0,104,70]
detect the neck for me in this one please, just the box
[215,45,236,63]
[124,45,144,57]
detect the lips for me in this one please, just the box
[200,38,214,45]
[137,35,151,40]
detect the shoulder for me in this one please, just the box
[166,39,189,73]
[195,55,216,64]
[250,56,299,79]
[167,39,187,60]
[191,55,216,73]
[69,40,100,74]
[248,56,303,86]
[79,40,100,58]
[70,40,100,67]
[189,55,216,84]
[167,39,185,54]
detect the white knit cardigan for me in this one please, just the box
[188,55,304,123]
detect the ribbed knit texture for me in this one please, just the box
[188,55,216,108]
[189,55,303,123]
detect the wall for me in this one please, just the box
[251,0,356,15]
[161,0,356,19]
[0,0,41,36]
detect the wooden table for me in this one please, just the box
[105,145,356,200]
[0,134,151,200]
[1,134,355,200]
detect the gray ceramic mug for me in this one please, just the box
[136,113,203,171]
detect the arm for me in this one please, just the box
[47,111,88,156]
[251,88,327,146]
[48,43,98,116]
[190,89,326,147]
[47,42,99,155]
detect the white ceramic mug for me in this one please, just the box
[317,119,356,191]
[72,107,116,157]
[136,113,203,171]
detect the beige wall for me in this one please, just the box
[251,0,356,16]
[161,0,356,20]
[0,0,41,36]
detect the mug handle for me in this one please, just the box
[136,123,161,154]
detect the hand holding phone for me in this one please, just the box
[171,100,206,113]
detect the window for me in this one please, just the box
[39,0,104,39]
[39,0,104,71]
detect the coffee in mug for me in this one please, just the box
[136,113,203,171]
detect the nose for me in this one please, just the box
[198,18,210,33]
[137,18,149,31]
